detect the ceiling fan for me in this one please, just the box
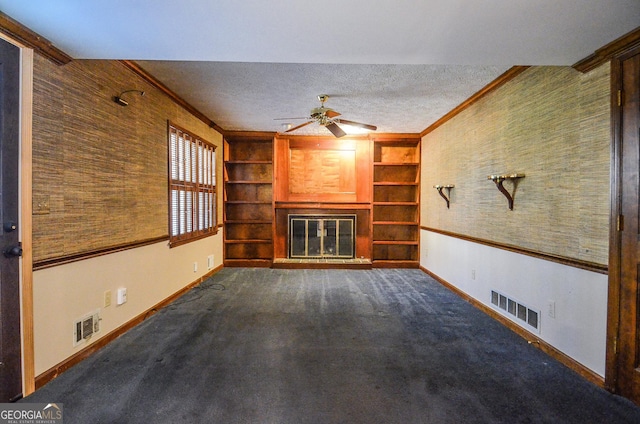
[277,95,377,138]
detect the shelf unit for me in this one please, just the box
[223,136,274,267]
[372,139,420,267]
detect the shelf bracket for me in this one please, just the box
[433,185,455,209]
[487,174,525,210]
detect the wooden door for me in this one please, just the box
[615,51,640,404]
[0,37,22,402]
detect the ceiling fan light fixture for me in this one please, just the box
[277,94,377,138]
[336,118,377,134]
[339,123,371,135]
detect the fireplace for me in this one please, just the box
[288,214,356,259]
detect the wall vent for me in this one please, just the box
[490,290,540,332]
[73,310,100,346]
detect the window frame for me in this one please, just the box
[168,121,217,247]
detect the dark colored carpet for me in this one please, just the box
[22,268,640,423]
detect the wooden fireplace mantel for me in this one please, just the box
[275,202,371,209]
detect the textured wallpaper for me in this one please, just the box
[32,57,224,263]
[421,64,611,265]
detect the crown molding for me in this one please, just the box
[573,26,640,73]
[0,12,72,65]
[121,60,224,134]
[420,66,530,137]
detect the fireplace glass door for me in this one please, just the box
[289,215,355,259]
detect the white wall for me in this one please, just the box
[421,229,608,377]
[32,231,224,375]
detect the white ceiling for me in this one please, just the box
[1,0,638,135]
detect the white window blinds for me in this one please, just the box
[168,123,216,245]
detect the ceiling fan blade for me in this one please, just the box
[336,119,377,131]
[274,117,310,120]
[325,110,341,118]
[285,120,314,132]
[325,122,347,138]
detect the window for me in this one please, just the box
[168,122,216,246]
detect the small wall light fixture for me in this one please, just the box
[114,89,145,106]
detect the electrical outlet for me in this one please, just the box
[104,290,111,307]
[33,195,51,215]
[117,288,127,305]
[207,255,214,270]
[547,300,556,318]
[193,262,198,272]
[471,269,476,280]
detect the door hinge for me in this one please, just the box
[617,90,623,107]
[617,214,624,231]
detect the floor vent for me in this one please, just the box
[74,310,100,346]
[490,290,540,332]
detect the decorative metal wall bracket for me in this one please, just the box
[487,174,525,210]
[433,185,455,208]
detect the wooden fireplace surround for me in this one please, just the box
[273,136,372,261]
[223,133,420,268]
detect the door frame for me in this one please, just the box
[0,32,34,397]
[606,44,640,395]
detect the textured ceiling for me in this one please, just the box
[1,0,638,135]
[134,61,510,134]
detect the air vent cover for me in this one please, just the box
[74,310,100,346]
[491,290,540,332]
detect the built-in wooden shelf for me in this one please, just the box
[371,138,421,267]
[224,136,274,267]
[373,240,419,245]
[225,181,272,184]
[225,160,273,164]
[373,182,419,186]
[225,201,272,204]
[373,202,419,206]
[374,162,420,166]
[225,220,272,224]
[373,221,419,225]
[371,260,419,269]
[225,239,272,244]
[224,259,272,268]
